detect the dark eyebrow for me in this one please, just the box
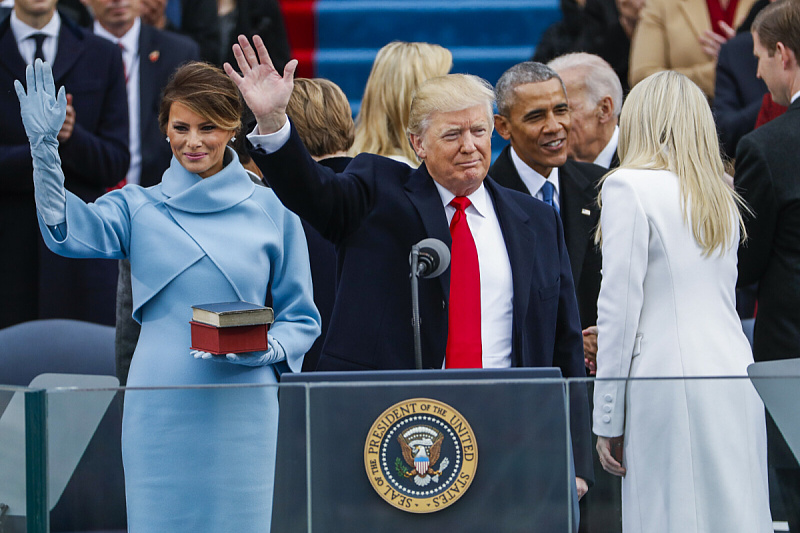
[521,108,546,121]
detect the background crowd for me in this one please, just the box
[2,0,800,532]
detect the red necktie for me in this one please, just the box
[446,197,482,368]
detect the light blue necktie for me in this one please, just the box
[540,181,559,213]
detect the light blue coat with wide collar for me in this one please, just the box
[37,150,320,532]
[38,149,320,379]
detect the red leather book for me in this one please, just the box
[190,321,270,355]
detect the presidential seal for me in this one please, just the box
[364,398,478,513]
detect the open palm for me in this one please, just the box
[224,34,298,135]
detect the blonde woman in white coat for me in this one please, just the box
[593,71,772,533]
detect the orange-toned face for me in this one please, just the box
[410,105,492,197]
[166,102,235,179]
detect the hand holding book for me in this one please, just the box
[191,335,286,367]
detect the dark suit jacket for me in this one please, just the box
[300,156,349,372]
[714,31,767,158]
[736,99,800,364]
[0,13,130,327]
[735,97,800,477]
[136,23,200,186]
[252,127,594,484]
[490,146,605,329]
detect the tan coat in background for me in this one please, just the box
[629,0,756,97]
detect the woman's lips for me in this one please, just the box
[185,153,207,161]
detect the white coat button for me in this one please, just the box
[602,415,611,423]
[603,405,612,413]
[604,394,613,402]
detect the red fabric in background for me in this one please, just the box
[280,0,316,78]
[706,0,740,35]
[755,92,788,129]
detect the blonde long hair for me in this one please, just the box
[350,42,452,165]
[597,71,748,256]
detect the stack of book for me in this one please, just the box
[190,302,274,354]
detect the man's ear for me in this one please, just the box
[776,42,797,70]
[597,96,614,124]
[409,133,426,160]
[494,114,512,141]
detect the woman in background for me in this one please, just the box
[628,0,756,99]
[593,71,772,532]
[15,60,320,532]
[350,41,451,166]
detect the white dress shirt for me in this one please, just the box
[792,90,800,105]
[510,146,560,208]
[433,181,514,368]
[593,125,619,169]
[248,119,515,367]
[10,9,60,64]
[94,18,142,185]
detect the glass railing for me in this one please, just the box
[0,385,35,533]
[2,372,797,532]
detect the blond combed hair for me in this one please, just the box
[350,41,452,164]
[407,74,495,138]
[597,71,748,256]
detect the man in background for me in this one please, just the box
[548,52,622,169]
[735,1,800,530]
[0,0,129,327]
[489,62,606,370]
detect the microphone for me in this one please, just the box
[411,238,450,279]
[409,238,450,369]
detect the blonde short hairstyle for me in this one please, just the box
[351,41,452,164]
[598,71,748,256]
[286,78,354,158]
[408,74,495,139]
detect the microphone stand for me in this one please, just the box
[410,245,424,370]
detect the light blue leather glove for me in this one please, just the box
[191,335,287,367]
[14,59,67,226]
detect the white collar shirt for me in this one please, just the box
[94,18,142,185]
[433,180,514,368]
[593,125,619,169]
[510,146,561,209]
[791,91,800,105]
[11,10,60,64]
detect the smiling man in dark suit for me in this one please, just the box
[225,35,594,501]
[489,61,606,372]
[735,1,800,530]
[0,0,129,328]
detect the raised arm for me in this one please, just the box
[223,34,297,135]
[14,60,68,227]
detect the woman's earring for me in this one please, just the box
[230,136,236,143]
[166,136,170,143]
